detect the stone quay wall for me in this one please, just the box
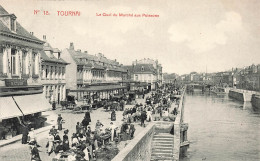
[173,86,186,161]
[112,123,155,161]
[252,94,260,108]
[228,89,252,102]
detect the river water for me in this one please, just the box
[181,90,260,161]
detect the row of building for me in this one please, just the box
[171,64,260,91]
[0,5,163,126]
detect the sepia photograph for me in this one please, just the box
[0,0,259,161]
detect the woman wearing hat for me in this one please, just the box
[63,129,70,151]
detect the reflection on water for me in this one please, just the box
[181,91,260,161]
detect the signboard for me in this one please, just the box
[5,79,28,87]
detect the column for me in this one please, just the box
[56,85,59,102]
[17,49,22,76]
[7,47,11,77]
[46,86,49,98]
[60,85,63,101]
[43,85,46,98]
[3,47,7,74]
[28,49,32,77]
[35,52,39,75]
[63,85,66,101]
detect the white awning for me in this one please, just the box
[13,93,51,116]
[0,97,23,120]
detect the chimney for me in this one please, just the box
[30,32,34,35]
[43,35,46,41]
[84,51,88,54]
[115,59,117,62]
[69,42,74,50]
[77,49,81,52]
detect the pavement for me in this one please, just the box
[0,94,152,161]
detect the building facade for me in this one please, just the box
[61,43,127,100]
[0,6,51,139]
[123,58,163,91]
[40,37,68,104]
[235,64,260,91]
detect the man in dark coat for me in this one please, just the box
[21,124,29,144]
[57,114,63,131]
[85,111,91,123]
[82,117,89,129]
[140,111,147,127]
[111,110,116,121]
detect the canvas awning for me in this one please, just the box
[13,93,51,116]
[0,97,23,120]
[71,85,127,92]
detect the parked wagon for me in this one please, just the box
[72,105,91,114]
[60,95,76,110]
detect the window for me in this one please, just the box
[46,65,49,79]
[59,67,61,78]
[62,67,65,79]
[141,66,144,71]
[50,66,53,79]
[22,51,27,74]
[11,49,16,75]
[10,18,15,31]
[55,66,57,79]
[135,74,138,80]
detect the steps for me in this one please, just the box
[151,133,174,161]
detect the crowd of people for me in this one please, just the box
[20,84,182,161]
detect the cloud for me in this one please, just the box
[168,11,243,53]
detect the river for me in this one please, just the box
[181,90,260,161]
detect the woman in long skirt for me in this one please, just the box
[47,132,54,156]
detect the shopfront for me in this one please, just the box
[0,79,51,140]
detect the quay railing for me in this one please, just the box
[230,88,260,95]
[173,85,187,161]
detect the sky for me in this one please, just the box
[1,0,260,75]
